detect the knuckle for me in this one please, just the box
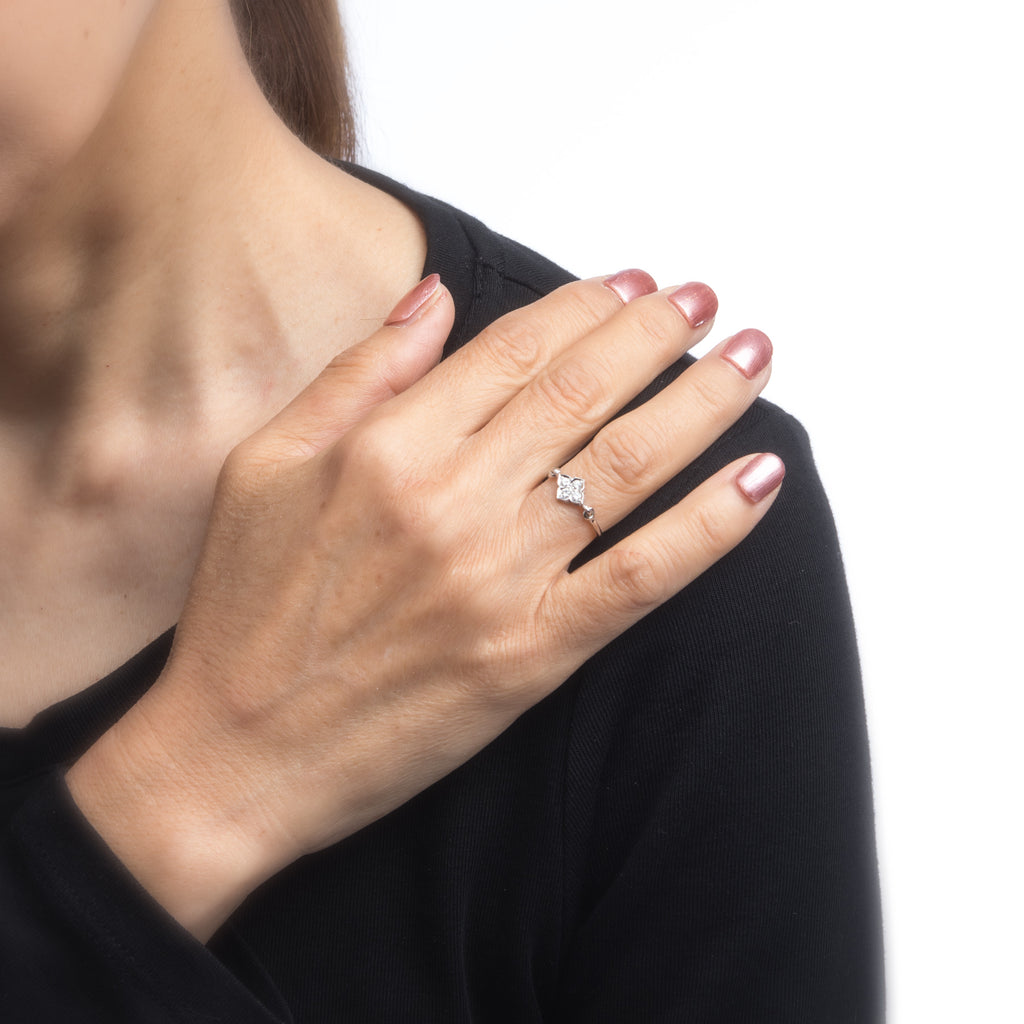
[328,344,396,398]
[685,500,734,558]
[687,369,733,420]
[331,414,405,480]
[390,489,452,549]
[329,417,454,545]
[463,627,516,694]
[421,580,528,702]
[480,320,546,383]
[605,546,665,611]
[554,282,620,334]
[624,303,676,354]
[221,438,259,478]
[589,426,659,488]
[535,359,604,421]
[218,439,277,498]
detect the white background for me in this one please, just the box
[341,1,1022,1019]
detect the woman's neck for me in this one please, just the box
[0,0,426,502]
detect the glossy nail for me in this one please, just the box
[668,281,718,328]
[385,273,441,326]
[603,269,659,304]
[721,328,773,379]
[736,453,786,503]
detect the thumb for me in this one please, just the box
[255,275,453,460]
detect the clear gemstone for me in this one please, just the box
[555,472,585,505]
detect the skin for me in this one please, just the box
[0,0,427,723]
[0,0,781,942]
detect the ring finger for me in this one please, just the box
[527,328,774,553]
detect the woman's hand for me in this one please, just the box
[67,271,782,940]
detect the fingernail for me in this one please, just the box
[736,453,785,503]
[603,269,659,304]
[385,273,441,326]
[667,281,718,328]
[721,328,773,379]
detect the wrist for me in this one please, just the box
[66,696,276,942]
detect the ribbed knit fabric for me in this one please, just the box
[0,164,883,1022]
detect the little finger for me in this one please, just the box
[546,452,786,652]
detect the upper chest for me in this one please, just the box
[0,476,211,728]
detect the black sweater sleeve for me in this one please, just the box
[0,773,292,1024]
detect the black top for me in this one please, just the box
[0,165,884,1023]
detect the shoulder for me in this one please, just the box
[339,160,574,352]
[336,165,883,1015]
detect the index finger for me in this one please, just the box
[392,270,659,438]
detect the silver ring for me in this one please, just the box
[549,469,602,536]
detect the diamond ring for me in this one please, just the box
[549,469,602,536]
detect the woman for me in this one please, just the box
[0,1,883,1020]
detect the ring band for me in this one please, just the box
[549,469,602,536]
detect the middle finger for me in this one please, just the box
[471,283,719,489]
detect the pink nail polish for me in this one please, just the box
[603,269,658,304]
[385,273,441,326]
[721,328,773,379]
[668,282,718,328]
[736,453,785,503]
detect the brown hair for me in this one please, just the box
[230,0,357,159]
